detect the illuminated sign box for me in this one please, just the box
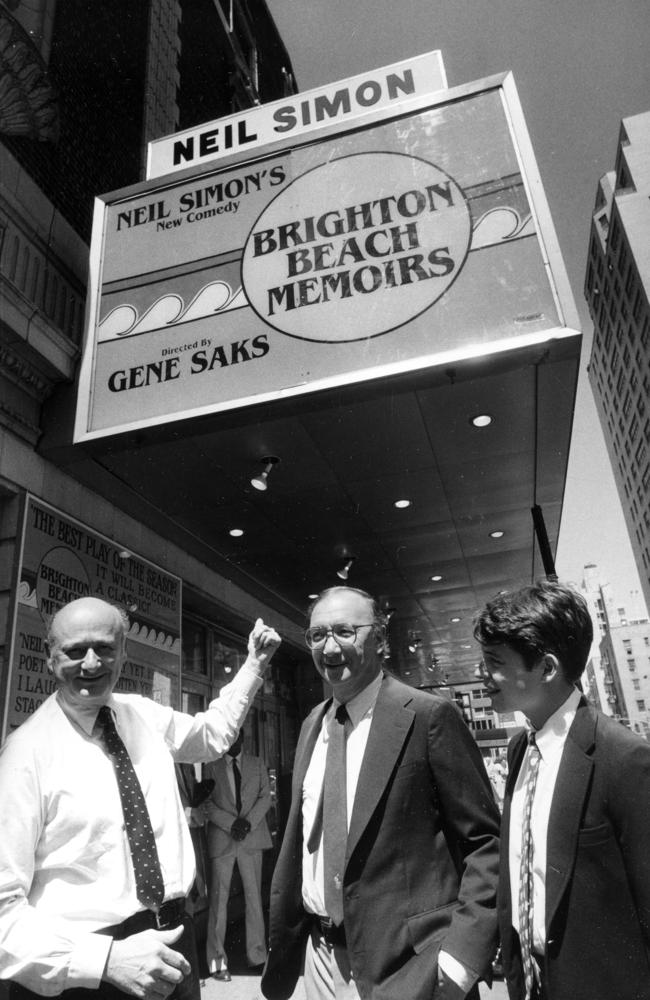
[74,64,579,443]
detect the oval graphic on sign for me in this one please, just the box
[242,152,471,343]
[35,546,91,622]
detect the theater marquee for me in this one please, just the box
[74,66,579,442]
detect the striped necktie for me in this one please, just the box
[518,730,541,1000]
[95,705,165,910]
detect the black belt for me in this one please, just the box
[101,898,186,938]
[313,915,346,948]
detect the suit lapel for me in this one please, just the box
[219,758,236,808]
[500,732,527,917]
[285,701,329,835]
[545,700,596,933]
[346,675,414,861]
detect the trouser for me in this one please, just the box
[6,905,200,1000]
[206,849,266,969]
[303,923,360,1000]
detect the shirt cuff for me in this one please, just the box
[67,932,114,990]
[438,950,477,993]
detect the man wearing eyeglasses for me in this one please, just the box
[261,586,500,1000]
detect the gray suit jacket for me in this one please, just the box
[204,753,273,857]
[262,673,500,1000]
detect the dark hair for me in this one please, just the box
[473,579,593,683]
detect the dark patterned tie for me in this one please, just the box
[518,731,541,1000]
[95,705,165,910]
[232,757,242,814]
[322,703,349,926]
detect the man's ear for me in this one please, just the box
[44,641,53,674]
[540,653,560,682]
[375,624,387,655]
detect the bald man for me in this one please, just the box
[0,597,280,1000]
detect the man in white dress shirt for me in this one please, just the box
[0,597,280,1000]
[475,579,650,1000]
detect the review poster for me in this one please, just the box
[2,495,182,737]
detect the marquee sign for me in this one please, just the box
[147,51,447,178]
[74,66,579,442]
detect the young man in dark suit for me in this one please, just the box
[262,586,500,1000]
[475,579,650,1000]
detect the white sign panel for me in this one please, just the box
[147,51,447,178]
[75,70,579,443]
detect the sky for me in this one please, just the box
[266,0,650,611]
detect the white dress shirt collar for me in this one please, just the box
[526,686,582,761]
[332,670,383,728]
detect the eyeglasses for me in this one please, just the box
[304,622,374,649]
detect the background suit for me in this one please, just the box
[261,673,500,1000]
[204,752,273,969]
[499,698,650,1000]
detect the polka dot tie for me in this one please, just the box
[518,730,541,1000]
[95,706,165,910]
[323,703,349,927]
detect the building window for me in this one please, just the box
[632,291,643,323]
[633,679,640,690]
[182,620,208,675]
[623,392,632,418]
[636,700,646,712]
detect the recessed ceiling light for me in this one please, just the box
[229,528,244,537]
[430,574,442,582]
[450,616,461,623]
[471,414,492,428]
[489,529,505,539]
[394,499,411,509]
[308,593,319,600]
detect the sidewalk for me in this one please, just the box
[196,911,509,1000]
[200,967,509,1000]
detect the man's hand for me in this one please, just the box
[103,926,190,999]
[231,816,251,841]
[247,618,281,676]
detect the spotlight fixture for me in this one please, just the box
[408,631,421,653]
[450,616,461,623]
[394,499,411,509]
[337,557,355,581]
[470,414,492,428]
[489,529,505,539]
[430,574,442,582]
[118,548,132,560]
[250,455,280,492]
[229,528,244,537]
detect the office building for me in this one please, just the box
[585,112,650,615]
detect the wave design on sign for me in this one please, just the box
[129,621,181,654]
[97,207,532,342]
[99,282,247,341]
